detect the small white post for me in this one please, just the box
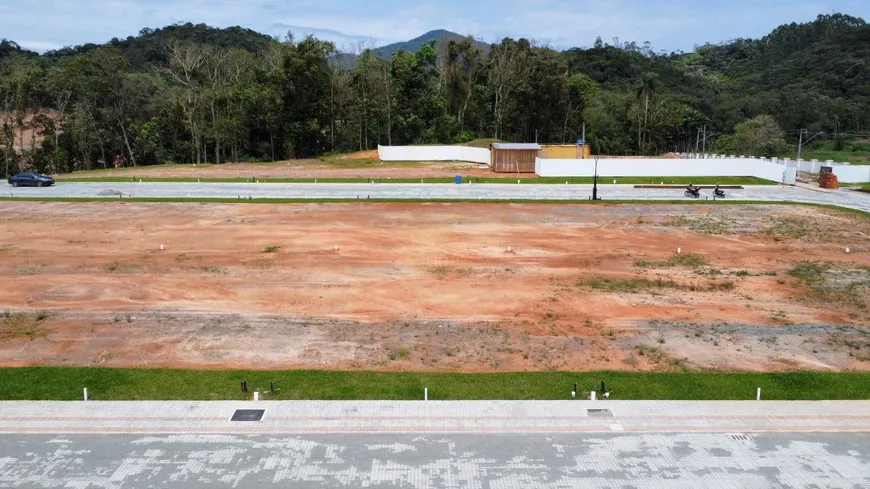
[757,388,761,401]
[590,391,597,401]
[424,388,428,401]
[83,388,88,401]
[254,391,260,401]
[845,247,850,254]
[677,248,682,254]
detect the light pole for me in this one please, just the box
[797,129,824,161]
[592,156,600,200]
[2,122,10,180]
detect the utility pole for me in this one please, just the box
[2,122,9,179]
[797,129,805,161]
[702,125,707,154]
[797,130,824,161]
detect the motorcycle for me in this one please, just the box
[684,189,701,199]
[713,189,726,198]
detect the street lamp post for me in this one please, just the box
[592,156,600,200]
[797,129,824,161]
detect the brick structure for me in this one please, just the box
[819,172,840,190]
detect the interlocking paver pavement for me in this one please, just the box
[3,402,870,487]
[1,432,868,488]
[2,400,869,434]
[7,182,870,212]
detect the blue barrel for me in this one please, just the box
[455,175,462,185]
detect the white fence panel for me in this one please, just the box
[378,145,490,165]
[458,147,492,165]
[831,165,870,183]
[535,158,794,184]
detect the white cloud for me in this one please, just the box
[1,0,868,53]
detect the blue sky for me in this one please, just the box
[1,0,868,53]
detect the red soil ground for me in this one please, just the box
[54,159,522,180]
[0,202,868,372]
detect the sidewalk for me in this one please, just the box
[2,400,869,434]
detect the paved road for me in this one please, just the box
[1,432,868,488]
[5,182,870,212]
[3,400,870,434]
[2,401,870,487]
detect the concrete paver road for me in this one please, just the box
[4,401,869,486]
[5,182,870,212]
[2,432,869,488]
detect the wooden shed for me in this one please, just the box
[490,143,541,173]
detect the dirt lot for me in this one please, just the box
[54,158,523,180]
[1,202,869,372]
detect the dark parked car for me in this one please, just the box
[8,172,55,187]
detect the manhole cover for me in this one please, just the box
[587,409,612,417]
[231,409,265,422]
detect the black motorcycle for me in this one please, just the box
[713,189,726,198]
[684,188,701,198]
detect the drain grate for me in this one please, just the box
[587,409,613,417]
[729,434,750,441]
[231,409,265,422]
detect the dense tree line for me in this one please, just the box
[1,14,868,176]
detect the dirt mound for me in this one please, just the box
[336,150,379,160]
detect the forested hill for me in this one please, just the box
[40,23,276,71]
[0,14,868,176]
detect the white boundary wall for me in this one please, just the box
[377,146,870,182]
[378,145,491,165]
[535,157,791,183]
[831,165,870,183]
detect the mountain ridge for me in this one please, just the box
[372,29,489,57]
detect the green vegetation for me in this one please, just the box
[2,14,869,177]
[388,348,411,361]
[635,252,707,269]
[766,217,811,239]
[577,276,734,293]
[0,197,867,218]
[0,312,50,341]
[262,246,281,254]
[1,368,868,401]
[55,175,776,185]
[787,261,870,311]
[788,261,830,284]
[580,277,681,292]
[792,139,870,165]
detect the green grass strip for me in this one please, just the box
[0,197,867,217]
[1,368,868,401]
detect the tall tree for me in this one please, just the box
[488,38,531,139]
